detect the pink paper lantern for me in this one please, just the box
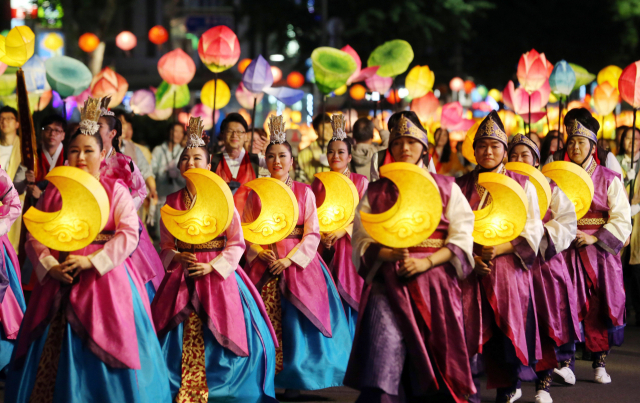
[365,74,393,94]
[116,31,137,51]
[0,62,7,76]
[90,67,129,108]
[342,44,378,85]
[619,61,640,109]
[235,82,264,109]
[130,89,156,115]
[411,92,439,121]
[517,49,552,94]
[502,80,550,123]
[440,102,475,131]
[182,103,217,130]
[198,26,241,73]
[149,107,173,121]
[158,48,196,86]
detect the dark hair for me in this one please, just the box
[101,115,122,153]
[0,106,18,119]
[265,141,293,156]
[618,127,640,156]
[564,108,600,134]
[433,128,451,163]
[220,113,249,135]
[540,130,563,164]
[327,137,353,155]
[112,109,132,124]
[312,113,331,133]
[68,129,104,151]
[179,145,210,164]
[40,114,67,131]
[352,118,374,143]
[387,111,425,133]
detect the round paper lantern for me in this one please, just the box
[130,89,156,115]
[90,67,129,107]
[450,77,464,92]
[198,26,241,73]
[287,71,305,88]
[187,104,215,129]
[148,26,168,45]
[238,58,252,74]
[45,56,92,98]
[411,92,439,121]
[549,60,576,96]
[271,66,283,83]
[386,90,400,104]
[311,47,357,94]
[155,81,190,109]
[597,65,622,89]
[79,33,100,53]
[349,84,366,100]
[464,80,476,94]
[149,107,173,121]
[476,85,488,99]
[619,61,640,109]
[201,79,231,110]
[158,48,196,86]
[367,40,414,78]
[0,26,36,67]
[488,88,502,102]
[235,82,264,109]
[43,33,64,52]
[290,110,302,123]
[405,65,435,99]
[116,31,137,51]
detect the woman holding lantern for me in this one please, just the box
[562,118,631,384]
[7,97,171,403]
[151,117,278,403]
[311,114,369,337]
[455,111,544,403]
[344,113,477,402]
[243,115,352,397]
[508,134,580,403]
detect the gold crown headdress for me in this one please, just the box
[100,96,114,117]
[390,115,430,149]
[331,114,347,141]
[474,111,508,147]
[268,114,286,144]
[567,119,597,144]
[79,97,103,135]
[185,117,206,149]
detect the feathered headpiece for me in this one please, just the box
[331,114,347,141]
[100,96,115,117]
[79,97,103,135]
[268,114,286,145]
[185,117,206,149]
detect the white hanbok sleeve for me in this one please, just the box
[593,176,632,254]
[511,180,544,270]
[444,183,475,279]
[540,185,577,259]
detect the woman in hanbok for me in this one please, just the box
[508,134,580,403]
[0,169,26,371]
[243,115,352,398]
[344,113,477,402]
[455,112,544,403]
[311,114,368,337]
[6,98,171,402]
[151,118,278,403]
[562,119,631,384]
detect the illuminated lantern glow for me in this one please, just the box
[411,92,439,121]
[0,62,6,76]
[155,81,190,109]
[130,89,156,115]
[271,66,283,83]
[488,88,502,102]
[549,60,576,96]
[618,61,640,109]
[45,56,92,98]
[263,87,304,106]
[311,46,357,94]
[238,58,252,74]
[593,82,620,117]
[405,65,435,99]
[517,49,552,93]
[198,26,241,73]
[22,55,49,93]
[238,108,252,126]
[342,44,378,84]
[148,26,169,45]
[43,33,64,52]
[0,73,17,96]
[440,102,475,131]
[568,63,596,91]
[476,85,488,99]
[90,67,129,107]
[505,161,551,219]
[242,55,273,93]
[158,48,196,86]
[148,107,173,121]
[287,71,305,88]
[386,89,401,104]
[78,33,100,53]
[235,82,264,109]
[334,85,348,96]
[367,40,414,78]
[184,104,216,129]
[349,84,366,100]
[464,80,476,94]
[502,80,551,123]
[0,26,36,67]
[365,74,393,95]
[201,79,231,110]
[115,31,137,52]
[541,161,594,219]
[314,171,360,232]
[597,65,623,89]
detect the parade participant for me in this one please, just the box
[151,117,278,403]
[98,98,164,297]
[351,117,389,180]
[456,112,544,403]
[243,115,352,398]
[210,113,266,214]
[562,119,631,384]
[540,131,563,170]
[8,98,171,402]
[311,114,369,336]
[508,134,580,403]
[344,113,477,402]
[432,127,468,176]
[297,113,334,184]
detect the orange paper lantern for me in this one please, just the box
[158,48,196,86]
[90,67,129,107]
[349,84,366,100]
[287,71,305,88]
[238,58,252,74]
[593,82,619,117]
[78,33,100,53]
[463,80,476,94]
[115,31,137,51]
[387,89,401,104]
[148,26,168,45]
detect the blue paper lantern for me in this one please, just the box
[549,60,576,96]
[22,56,48,93]
[242,55,273,93]
[263,87,304,106]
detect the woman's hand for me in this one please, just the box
[48,265,74,284]
[575,230,598,248]
[268,258,292,276]
[481,246,498,261]
[474,256,492,276]
[188,262,213,278]
[173,252,197,266]
[378,247,409,262]
[322,229,347,249]
[398,257,432,278]
[61,255,94,277]
[258,250,277,263]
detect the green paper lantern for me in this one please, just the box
[155,81,190,109]
[311,47,357,94]
[45,56,92,98]
[367,40,414,78]
[0,74,17,96]
[569,63,596,91]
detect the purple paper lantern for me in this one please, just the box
[263,87,304,106]
[130,89,156,115]
[242,55,273,93]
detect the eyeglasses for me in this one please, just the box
[225,130,246,138]
[0,116,16,122]
[42,127,65,135]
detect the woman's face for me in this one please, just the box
[67,135,106,175]
[390,137,426,164]
[508,144,538,167]
[265,144,293,180]
[97,117,116,151]
[172,125,185,145]
[179,147,211,174]
[624,129,640,157]
[549,137,560,154]
[435,129,449,147]
[327,141,351,172]
[566,137,594,164]
[474,139,505,169]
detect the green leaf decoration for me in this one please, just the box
[367,40,414,78]
[311,47,357,94]
[44,56,92,98]
[569,63,596,91]
[155,81,190,109]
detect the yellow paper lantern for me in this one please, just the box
[23,167,109,252]
[43,33,64,52]
[541,161,594,219]
[405,65,435,99]
[597,65,623,89]
[462,121,480,164]
[505,162,551,219]
[161,168,234,244]
[242,178,300,245]
[473,172,528,246]
[0,26,36,67]
[333,84,347,96]
[350,84,366,100]
[360,162,442,248]
[201,79,230,110]
[488,88,502,102]
[314,171,360,233]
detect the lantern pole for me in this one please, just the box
[630,108,637,203]
[250,97,257,154]
[545,105,550,133]
[212,73,218,139]
[173,90,177,123]
[528,93,531,135]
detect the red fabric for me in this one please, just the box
[35,148,65,183]
[216,152,256,214]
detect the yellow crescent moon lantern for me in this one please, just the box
[360,162,442,248]
[541,161,594,219]
[505,162,551,219]
[242,178,300,245]
[473,173,528,246]
[462,121,480,165]
[160,169,234,244]
[314,171,360,233]
[23,167,109,252]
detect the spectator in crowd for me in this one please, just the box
[151,122,187,223]
[540,130,563,166]
[351,117,389,180]
[297,113,334,183]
